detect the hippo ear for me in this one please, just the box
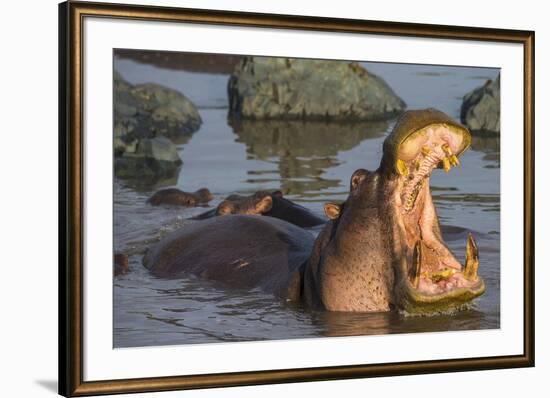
[196,188,213,202]
[255,195,273,214]
[350,169,369,191]
[324,202,342,220]
[217,201,235,215]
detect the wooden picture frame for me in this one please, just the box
[59,1,534,396]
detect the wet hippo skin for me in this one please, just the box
[192,190,326,228]
[143,215,313,300]
[147,187,213,207]
[144,109,486,314]
[114,253,129,276]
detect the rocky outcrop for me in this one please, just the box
[228,57,406,121]
[114,70,201,182]
[460,74,500,135]
[114,70,202,141]
[115,136,182,180]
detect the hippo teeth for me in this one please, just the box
[463,233,479,281]
[403,179,424,212]
[409,241,422,288]
[401,149,441,213]
[401,143,461,213]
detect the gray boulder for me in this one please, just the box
[460,74,500,135]
[114,71,202,141]
[113,70,201,183]
[228,57,406,121]
[115,137,182,181]
[130,83,202,139]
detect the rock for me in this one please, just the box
[114,70,201,184]
[115,136,182,184]
[114,73,141,140]
[114,71,202,140]
[228,57,406,121]
[460,74,500,135]
[133,136,181,163]
[130,83,202,138]
[114,70,133,91]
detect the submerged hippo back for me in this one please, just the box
[191,193,325,228]
[265,196,325,227]
[143,215,314,298]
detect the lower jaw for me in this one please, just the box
[396,279,486,315]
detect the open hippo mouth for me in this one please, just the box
[385,109,486,314]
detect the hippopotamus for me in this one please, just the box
[147,188,213,207]
[114,253,129,276]
[192,190,326,228]
[143,109,485,314]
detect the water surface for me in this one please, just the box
[114,56,500,347]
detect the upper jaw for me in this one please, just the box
[397,130,464,214]
[381,108,472,180]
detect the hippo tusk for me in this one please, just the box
[442,157,451,173]
[441,143,453,156]
[449,154,459,167]
[442,144,459,167]
[463,233,479,281]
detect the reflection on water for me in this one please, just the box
[471,135,500,153]
[471,135,501,168]
[312,308,488,337]
[114,55,500,348]
[232,119,388,195]
[116,165,181,193]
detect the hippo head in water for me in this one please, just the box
[191,191,277,219]
[304,108,485,314]
[217,191,277,216]
[147,188,213,207]
[193,190,326,228]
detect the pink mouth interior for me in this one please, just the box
[417,271,479,295]
[396,125,480,295]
